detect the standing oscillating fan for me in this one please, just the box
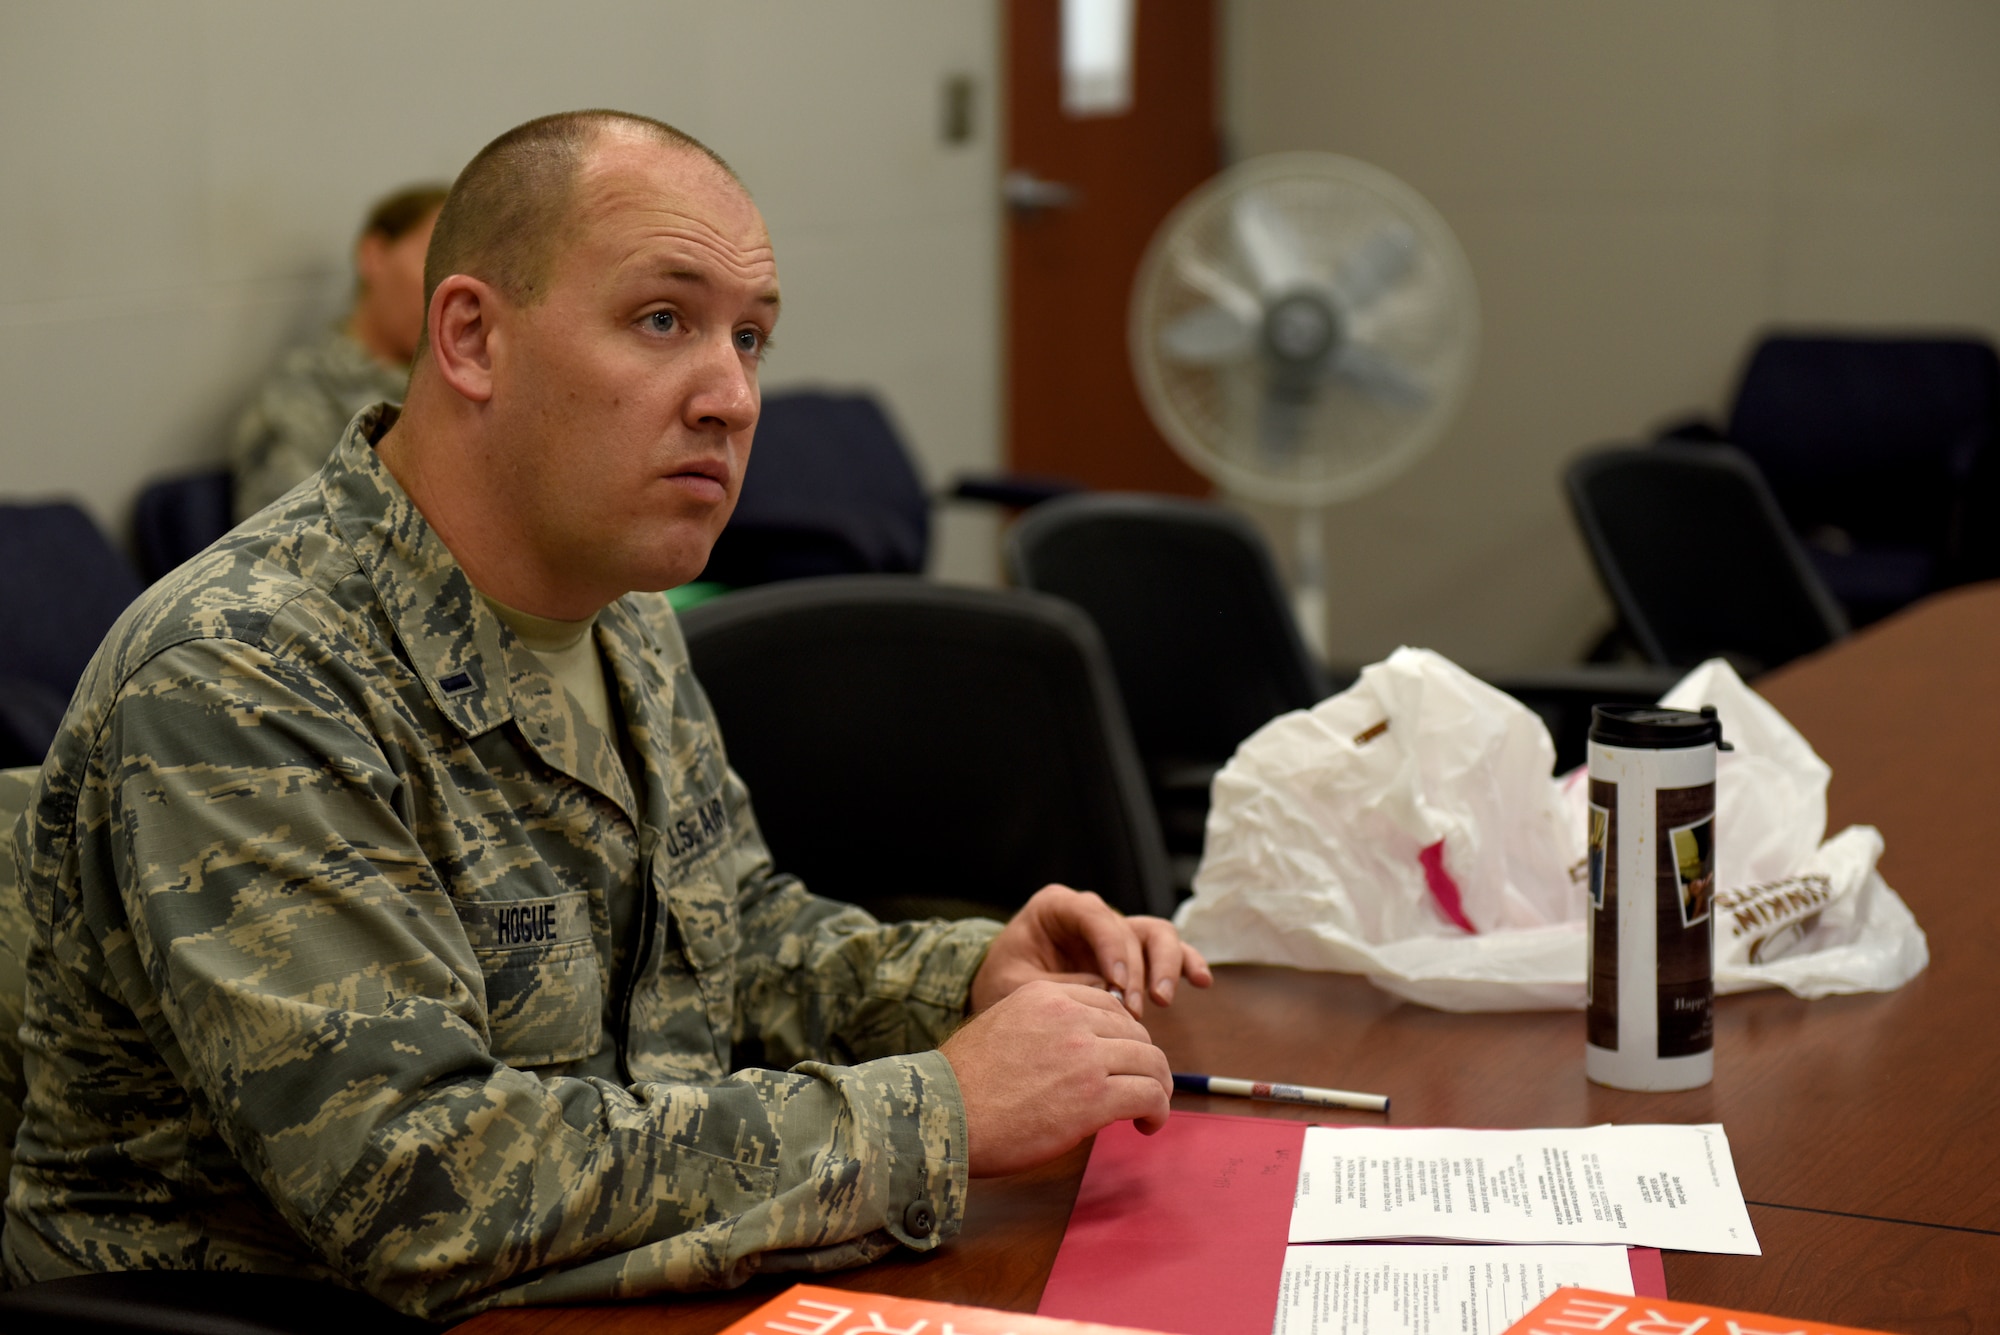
[1129,152,1480,651]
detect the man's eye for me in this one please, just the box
[646,310,677,334]
[735,328,768,356]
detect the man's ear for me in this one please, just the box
[427,275,500,403]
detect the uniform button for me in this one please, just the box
[903,1199,936,1238]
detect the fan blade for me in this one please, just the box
[1173,252,1262,325]
[1331,342,1431,409]
[1159,304,1256,364]
[1328,223,1418,314]
[1231,190,1317,296]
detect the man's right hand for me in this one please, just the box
[939,980,1173,1178]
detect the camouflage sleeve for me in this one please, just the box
[721,776,1001,1071]
[83,640,967,1320]
[228,375,347,521]
[660,656,1001,1070]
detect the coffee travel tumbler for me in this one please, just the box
[1585,704,1726,1091]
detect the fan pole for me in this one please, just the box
[1291,505,1328,662]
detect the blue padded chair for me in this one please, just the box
[0,502,145,766]
[131,467,234,584]
[1675,334,2000,625]
[701,390,930,586]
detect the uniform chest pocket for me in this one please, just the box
[468,889,604,1068]
[666,870,740,975]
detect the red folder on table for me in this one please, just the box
[1036,1112,1667,1335]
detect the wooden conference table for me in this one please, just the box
[457,583,2000,1335]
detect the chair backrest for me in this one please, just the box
[131,467,234,584]
[0,1271,433,1334]
[1565,444,1848,673]
[0,503,144,763]
[1005,494,1329,778]
[1728,334,2000,548]
[679,576,1172,920]
[700,390,930,586]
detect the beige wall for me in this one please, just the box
[9,3,1997,631]
[0,0,1004,582]
[1224,0,2000,669]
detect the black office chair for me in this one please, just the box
[1566,443,1848,675]
[1008,491,1680,797]
[679,576,1173,921]
[0,1272,434,1335]
[1005,494,1333,877]
[131,467,235,584]
[0,502,146,766]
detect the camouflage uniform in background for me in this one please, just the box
[228,327,410,521]
[4,403,999,1321]
[0,767,37,1197]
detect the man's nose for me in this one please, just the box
[687,332,758,434]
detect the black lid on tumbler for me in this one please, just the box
[1589,703,1728,750]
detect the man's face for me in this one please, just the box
[358,209,440,365]
[488,137,778,613]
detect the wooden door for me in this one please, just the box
[1005,0,1219,495]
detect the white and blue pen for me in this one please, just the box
[1172,1072,1390,1114]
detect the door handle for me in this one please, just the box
[1004,169,1081,215]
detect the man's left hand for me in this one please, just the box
[970,885,1212,1020]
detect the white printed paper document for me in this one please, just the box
[1274,1245,1637,1335]
[1287,1124,1759,1255]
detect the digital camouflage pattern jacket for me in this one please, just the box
[3,404,997,1320]
[229,326,410,521]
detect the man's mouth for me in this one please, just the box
[666,459,731,502]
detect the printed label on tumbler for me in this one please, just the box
[1586,783,1617,1050]
[1656,783,1715,1058]
[1669,814,1715,928]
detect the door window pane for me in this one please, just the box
[1062,0,1136,118]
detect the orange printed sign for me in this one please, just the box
[720,1284,1173,1335]
[1504,1287,1897,1335]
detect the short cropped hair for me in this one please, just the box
[420,110,737,345]
[360,183,451,245]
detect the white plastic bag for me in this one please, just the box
[1653,661,1928,997]
[1174,648,1928,1011]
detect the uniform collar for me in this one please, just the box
[322,403,513,740]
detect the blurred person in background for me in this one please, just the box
[227,182,448,520]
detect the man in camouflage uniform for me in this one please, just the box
[228,184,448,521]
[3,112,1205,1322]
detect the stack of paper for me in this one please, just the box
[1287,1124,1760,1253]
[1039,1115,1762,1335]
[1275,1246,1644,1335]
